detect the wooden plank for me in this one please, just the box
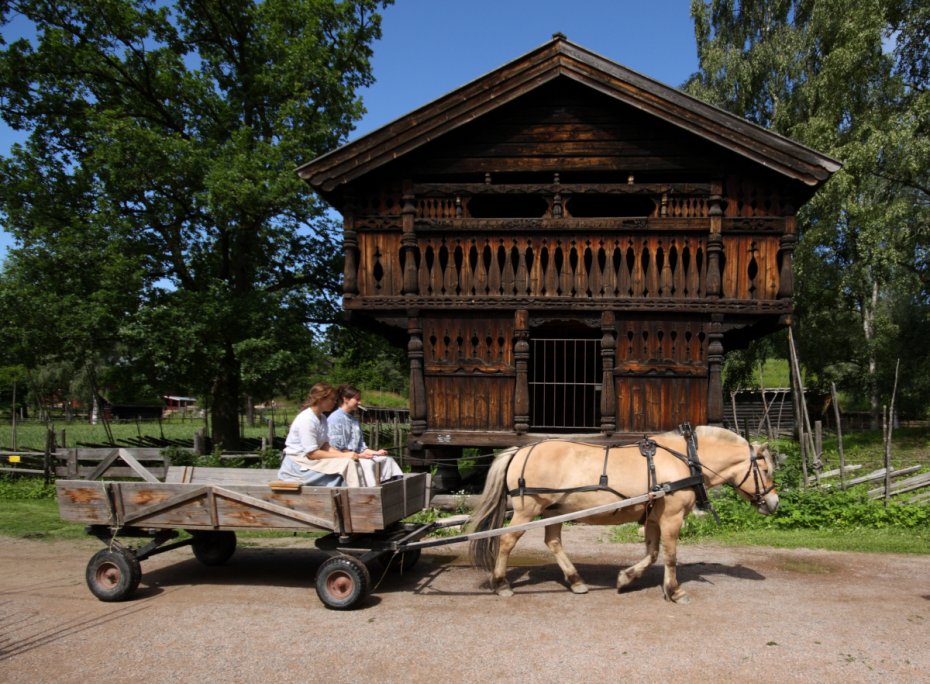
[163,466,280,485]
[119,486,211,527]
[347,486,389,533]
[115,482,341,530]
[843,465,921,487]
[116,449,160,483]
[868,472,930,498]
[56,481,114,524]
[212,487,337,530]
[55,465,168,480]
[813,464,863,480]
[86,449,120,481]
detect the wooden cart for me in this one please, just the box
[57,467,438,609]
[58,466,665,610]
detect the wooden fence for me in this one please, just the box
[0,448,271,482]
[810,463,930,504]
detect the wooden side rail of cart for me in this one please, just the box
[57,468,430,535]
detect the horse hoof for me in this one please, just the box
[570,582,589,594]
[496,587,514,598]
[664,590,690,604]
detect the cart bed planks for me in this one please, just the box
[56,469,430,534]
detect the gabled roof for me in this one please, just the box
[297,34,840,195]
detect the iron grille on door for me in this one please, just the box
[529,338,602,431]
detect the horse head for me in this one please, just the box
[735,440,779,515]
[692,426,779,515]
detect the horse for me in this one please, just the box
[468,425,778,603]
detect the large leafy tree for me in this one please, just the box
[688,0,930,420]
[0,0,390,446]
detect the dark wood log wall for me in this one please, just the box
[336,79,802,443]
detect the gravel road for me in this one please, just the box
[1,527,928,683]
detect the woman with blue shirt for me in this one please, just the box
[328,384,403,484]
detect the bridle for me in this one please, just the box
[733,443,777,509]
[680,424,776,513]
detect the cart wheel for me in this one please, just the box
[85,548,142,602]
[376,548,422,573]
[190,531,237,566]
[315,555,371,610]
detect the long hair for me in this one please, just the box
[468,446,519,571]
[302,382,335,410]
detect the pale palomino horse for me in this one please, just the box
[468,425,778,602]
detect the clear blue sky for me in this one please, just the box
[0,0,700,260]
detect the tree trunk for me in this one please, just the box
[862,279,880,430]
[211,343,241,450]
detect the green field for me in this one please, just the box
[0,418,279,451]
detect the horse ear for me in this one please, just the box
[752,441,775,465]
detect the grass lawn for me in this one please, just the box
[608,522,930,554]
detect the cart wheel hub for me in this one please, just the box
[96,564,121,589]
[326,571,354,599]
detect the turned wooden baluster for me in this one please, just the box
[401,183,419,296]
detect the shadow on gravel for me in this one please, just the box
[486,560,766,596]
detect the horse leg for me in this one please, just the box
[544,523,588,594]
[616,516,660,592]
[660,514,689,604]
[490,509,534,597]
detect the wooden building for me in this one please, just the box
[297,35,839,466]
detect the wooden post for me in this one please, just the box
[831,382,846,489]
[44,428,54,485]
[788,327,817,482]
[706,315,724,425]
[705,182,723,298]
[777,230,796,298]
[67,448,78,478]
[401,181,419,295]
[194,427,206,456]
[757,362,774,441]
[267,417,275,450]
[814,421,823,471]
[788,331,807,485]
[513,309,530,433]
[343,195,359,295]
[884,359,900,506]
[11,378,16,452]
[730,391,739,434]
[599,310,616,433]
[59,428,67,449]
[408,314,427,435]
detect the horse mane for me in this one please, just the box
[654,425,745,445]
[693,425,746,444]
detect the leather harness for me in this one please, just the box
[506,423,720,524]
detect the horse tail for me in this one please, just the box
[468,446,518,571]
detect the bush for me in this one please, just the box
[0,476,56,500]
[682,485,930,538]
